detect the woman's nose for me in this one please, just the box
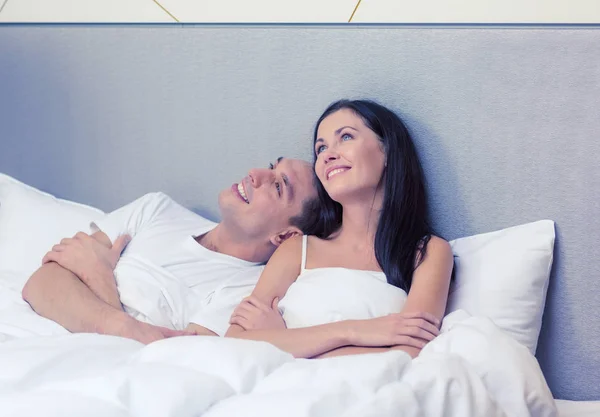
[322,150,339,164]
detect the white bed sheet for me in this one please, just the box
[0,271,69,342]
[556,400,600,417]
[0,270,559,416]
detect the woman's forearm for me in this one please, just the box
[314,346,391,358]
[225,322,352,358]
[315,344,421,359]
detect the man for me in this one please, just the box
[22,157,320,344]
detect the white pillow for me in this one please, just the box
[0,173,105,289]
[446,220,555,354]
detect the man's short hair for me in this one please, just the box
[288,176,342,239]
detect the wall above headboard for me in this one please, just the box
[1,24,599,400]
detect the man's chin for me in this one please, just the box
[216,190,231,215]
[217,195,247,222]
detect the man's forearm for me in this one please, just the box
[80,267,122,311]
[22,262,127,334]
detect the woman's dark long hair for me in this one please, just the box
[313,99,432,292]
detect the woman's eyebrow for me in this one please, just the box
[335,126,358,135]
[316,126,358,144]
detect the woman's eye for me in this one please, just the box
[316,145,326,155]
[269,163,274,170]
[275,182,281,196]
[341,133,353,141]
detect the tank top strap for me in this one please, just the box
[300,234,308,273]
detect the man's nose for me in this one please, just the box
[248,168,274,187]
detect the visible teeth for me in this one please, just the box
[328,168,348,179]
[237,183,249,203]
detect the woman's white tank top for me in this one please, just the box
[279,235,407,329]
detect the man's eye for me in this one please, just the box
[316,145,326,155]
[269,163,274,169]
[275,182,281,196]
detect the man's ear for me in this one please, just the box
[269,227,302,247]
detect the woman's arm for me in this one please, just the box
[314,236,453,359]
[401,236,453,328]
[226,236,449,359]
[226,236,353,357]
[315,345,421,359]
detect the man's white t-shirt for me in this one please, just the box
[91,192,263,335]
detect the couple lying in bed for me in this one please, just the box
[22,99,453,359]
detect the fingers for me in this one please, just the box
[397,324,437,342]
[232,300,260,317]
[42,250,61,265]
[162,328,193,338]
[74,231,90,241]
[51,244,66,253]
[229,315,251,330]
[394,335,428,350]
[400,311,441,327]
[53,233,90,253]
[403,318,440,338]
[60,238,74,246]
[112,234,132,255]
[244,295,271,312]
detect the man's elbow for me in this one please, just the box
[21,273,37,303]
[21,264,49,304]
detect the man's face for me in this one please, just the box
[218,157,316,243]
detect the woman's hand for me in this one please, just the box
[229,295,286,331]
[346,311,440,349]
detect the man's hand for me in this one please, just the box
[43,231,130,280]
[229,295,286,331]
[105,313,193,344]
[42,232,131,309]
[185,323,218,337]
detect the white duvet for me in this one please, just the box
[0,274,557,417]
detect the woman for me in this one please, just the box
[226,99,453,359]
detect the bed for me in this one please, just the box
[0,23,599,415]
[556,400,600,417]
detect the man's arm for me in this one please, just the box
[185,323,218,336]
[22,260,189,344]
[22,229,128,333]
[22,229,170,342]
[22,261,127,334]
[40,231,128,310]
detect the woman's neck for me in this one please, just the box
[337,195,382,248]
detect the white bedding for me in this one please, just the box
[556,400,600,417]
[0,271,558,417]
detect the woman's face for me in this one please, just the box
[314,108,386,204]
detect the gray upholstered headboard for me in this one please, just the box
[0,25,598,400]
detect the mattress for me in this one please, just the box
[556,400,600,417]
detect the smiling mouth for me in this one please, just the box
[327,167,350,180]
[236,183,249,203]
